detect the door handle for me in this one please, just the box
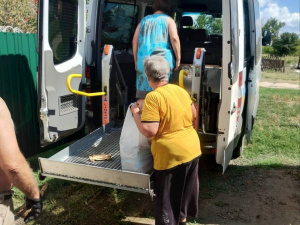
[67,74,106,97]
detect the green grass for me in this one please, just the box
[240,88,300,166]
[261,67,300,83]
[261,55,300,83]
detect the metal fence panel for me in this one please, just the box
[0,32,40,157]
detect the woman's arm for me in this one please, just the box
[132,23,141,71]
[191,103,197,120]
[131,103,159,138]
[167,17,181,72]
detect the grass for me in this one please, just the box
[13,86,300,225]
[261,55,300,83]
[238,88,300,167]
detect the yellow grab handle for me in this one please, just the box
[179,70,196,102]
[179,69,188,89]
[67,74,106,97]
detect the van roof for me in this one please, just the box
[109,0,222,14]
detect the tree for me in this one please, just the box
[193,14,222,34]
[272,32,299,56]
[0,0,37,33]
[262,18,285,39]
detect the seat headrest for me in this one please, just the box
[190,29,208,42]
[180,16,193,27]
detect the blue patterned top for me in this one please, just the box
[136,14,175,97]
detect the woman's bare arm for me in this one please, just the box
[167,17,181,71]
[191,103,197,120]
[132,23,141,71]
[131,103,159,138]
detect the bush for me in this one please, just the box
[0,0,37,33]
[262,46,274,55]
[272,32,299,57]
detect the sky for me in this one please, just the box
[259,0,300,36]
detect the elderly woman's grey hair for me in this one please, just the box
[144,55,170,82]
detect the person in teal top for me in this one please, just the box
[132,0,181,99]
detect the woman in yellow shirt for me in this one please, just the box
[131,55,201,225]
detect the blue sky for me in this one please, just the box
[259,0,300,35]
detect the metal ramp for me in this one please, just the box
[39,124,152,194]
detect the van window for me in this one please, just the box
[102,3,139,50]
[230,0,239,80]
[183,12,222,35]
[254,0,262,65]
[49,0,78,65]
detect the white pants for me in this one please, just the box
[0,190,14,225]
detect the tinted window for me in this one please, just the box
[230,0,239,81]
[183,12,223,35]
[243,0,251,60]
[102,3,138,50]
[254,0,262,65]
[49,0,78,65]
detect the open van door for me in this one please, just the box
[246,0,261,141]
[37,0,86,146]
[216,0,244,172]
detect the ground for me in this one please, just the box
[14,65,300,225]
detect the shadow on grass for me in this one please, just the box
[16,154,300,225]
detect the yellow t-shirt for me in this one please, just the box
[141,84,201,170]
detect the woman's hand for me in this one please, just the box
[131,102,141,115]
[174,59,180,72]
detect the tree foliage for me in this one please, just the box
[262,18,285,39]
[272,32,299,56]
[0,0,37,33]
[193,14,222,34]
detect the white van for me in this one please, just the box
[37,0,261,195]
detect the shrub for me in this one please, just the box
[262,46,274,55]
[0,0,37,33]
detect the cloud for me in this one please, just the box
[260,3,300,35]
[258,0,273,8]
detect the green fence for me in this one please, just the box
[0,32,40,157]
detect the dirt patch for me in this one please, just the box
[119,157,300,225]
[260,81,299,90]
[195,157,300,225]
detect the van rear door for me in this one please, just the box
[246,0,261,141]
[37,0,86,146]
[216,0,244,172]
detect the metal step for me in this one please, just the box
[39,124,152,194]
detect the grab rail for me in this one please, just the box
[66,74,106,97]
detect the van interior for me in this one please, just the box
[93,0,223,144]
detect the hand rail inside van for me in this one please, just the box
[66,74,106,97]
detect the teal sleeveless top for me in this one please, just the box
[136,14,175,98]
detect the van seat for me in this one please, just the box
[205,34,222,65]
[181,29,209,64]
[179,16,193,45]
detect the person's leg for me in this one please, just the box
[179,157,200,222]
[155,162,196,225]
[154,170,173,225]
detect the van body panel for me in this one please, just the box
[85,0,99,66]
[217,0,248,171]
[38,0,261,190]
[246,0,261,141]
